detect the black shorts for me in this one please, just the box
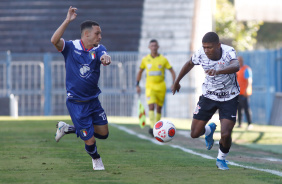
[193,95,239,122]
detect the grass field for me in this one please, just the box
[1,116,282,184]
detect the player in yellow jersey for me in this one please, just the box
[136,39,176,136]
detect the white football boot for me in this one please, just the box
[92,157,105,170]
[55,121,69,142]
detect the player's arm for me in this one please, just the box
[206,59,240,76]
[51,6,77,51]
[136,68,144,94]
[169,68,176,84]
[172,59,194,95]
[101,54,111,65]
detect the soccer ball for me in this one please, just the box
[153,119,176,142]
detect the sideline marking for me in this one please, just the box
[112,124,282,177]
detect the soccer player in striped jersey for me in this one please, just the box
[51,6,111,171]
[136,39,176,136]
[172,32,240,170]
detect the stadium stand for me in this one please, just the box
[0,0,144,52]
[139,0,194,53]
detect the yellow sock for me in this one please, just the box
[149,110,155,128]
[156,112,161,122]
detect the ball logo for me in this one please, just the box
[158,129,166,138]
[168,127,175,137]
[155,121,163,129]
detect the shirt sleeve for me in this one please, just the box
[140,57,146,69]
[164,58,172,69]
[97,45,108,61]
[61,40,72,59]
[191,50,201,65]
[227,48,237,61]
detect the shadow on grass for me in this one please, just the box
[232,130,265,144]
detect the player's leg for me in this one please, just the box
[86,124,109,170]
[74,120,104,170]
[146,87,156,136]
[148,103,155,136]
[216,96,238,170]
[84,135,101,161]
[89,99,109,170]
[155,87,166,122]
[216,118,235,170]
[237,95,243,128]
[190,119,208,138]
[55,121,76,142]
[84,135,105,170]
[55,100,77,142]
[192,96,217,150]
[66,99,105,170]
[156,105,162,122]
[243,97,252,129]
[94,124,109,139]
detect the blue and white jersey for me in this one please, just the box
[60,39,108,101]
[192,44,240,102]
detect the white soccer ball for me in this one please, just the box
[153,119,176,142]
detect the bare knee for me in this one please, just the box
[221,132,231,140]
[190,131,200,139]
[94,132,109,139]
[84,136,96,145]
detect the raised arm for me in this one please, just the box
[51,6,77,51]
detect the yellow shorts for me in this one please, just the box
[145,82,166,106]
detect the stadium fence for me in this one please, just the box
[0,49,282,125]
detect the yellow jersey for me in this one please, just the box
[140,54,172,84]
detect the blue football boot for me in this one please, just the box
[205,122,217,150]
[216,158,229,170]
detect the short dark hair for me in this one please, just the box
[149,39,158,44]
[80,20,100,33]
[202,32,219,43]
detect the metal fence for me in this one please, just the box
[238,49,281,125]
[1,49,282,125]
[0,51,196,119]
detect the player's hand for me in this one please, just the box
[136,86,141,94]
[66,6,77,22]
[171,83,181,95]
[205,69,217,76]
[101,55,111,65]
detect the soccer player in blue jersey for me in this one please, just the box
[172,32,240,170]
[51,6,111,170]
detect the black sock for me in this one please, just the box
[85,142,100,159]
[65,125,76,134]
[219,143,230,154]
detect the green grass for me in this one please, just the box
[0,117,282,184]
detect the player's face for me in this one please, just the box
[202,42,221,60]
[149,42,159,54]
[88,26,102,47]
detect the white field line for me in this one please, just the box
[111,124,282,177]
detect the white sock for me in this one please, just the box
[217,149,228,160]
[204,125,211,136]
